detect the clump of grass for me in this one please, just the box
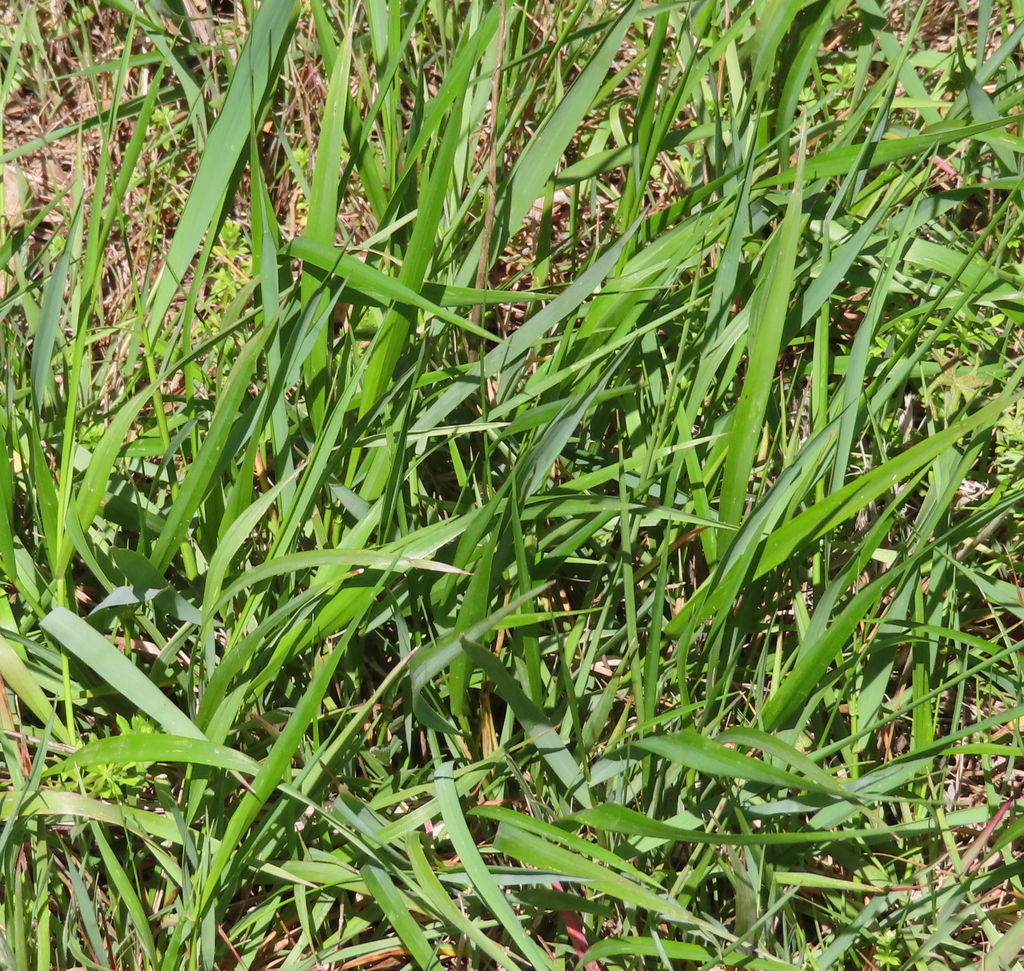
[2,1,1024,969]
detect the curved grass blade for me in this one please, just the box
[47,734,259,775]
[435,762,556,969]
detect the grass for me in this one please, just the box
[2,0,1024,968]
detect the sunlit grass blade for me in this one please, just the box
[147,0,299,332]
[435,762,556,969]
[39,608,205,739]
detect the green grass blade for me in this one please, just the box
[146,0,299,332]
[435,762,556,969]
[39,608,205,739]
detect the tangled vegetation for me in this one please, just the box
[2,0,1024,968]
